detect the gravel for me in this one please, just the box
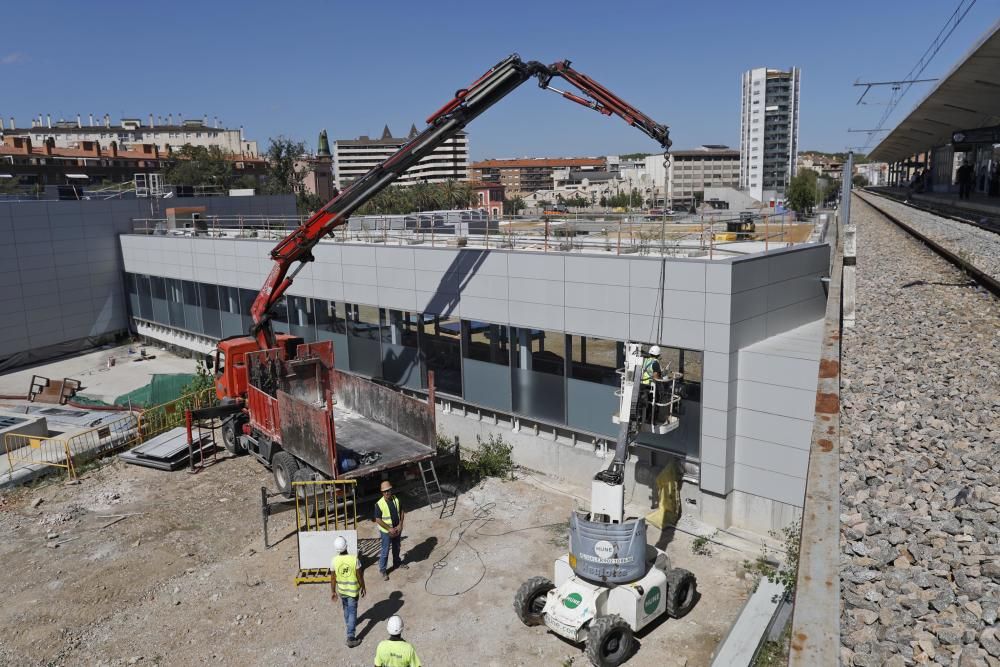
[856,191,1000,282]
[840,196,1000,666]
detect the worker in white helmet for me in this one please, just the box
[642,345,665,423]
[374,615,421,667]
[330,535,366,648]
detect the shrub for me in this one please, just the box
[464,433,515,480]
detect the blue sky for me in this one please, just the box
[1,0,996,159]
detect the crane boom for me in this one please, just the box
[247,54,671,351]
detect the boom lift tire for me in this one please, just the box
[221,416,247,456]
[514,576,555,626]
[585,614,635,667]
[271,451,300,497]
[665,568,698,618]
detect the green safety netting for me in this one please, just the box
[74,373,196,409]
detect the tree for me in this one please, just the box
[503,196,525,216]
[260,136,317,213]
[852,174,869,188]
[786,171,818,215]
[164,144,234,191]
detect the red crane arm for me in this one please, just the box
[247,55,671,351]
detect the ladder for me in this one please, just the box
[418,459,447,516]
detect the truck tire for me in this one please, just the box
[585,614,634,667]
[272,452,300,498]
[221,416,247,456]
[665,568,698,618]
[513,576,554,627]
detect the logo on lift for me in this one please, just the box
[594,540,615,560]
[643,587,661,615]
[563,592,583,609]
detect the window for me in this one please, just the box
[512,327,565,424]
[569,336,622,386]
[462,321,509,365]
[420,313,462,396]
[287,296,315,341]
[199,283,222,338]
[315,300,346,338]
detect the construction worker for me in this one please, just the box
[374,615,421,667]
[374,480,408,581]
[641,346,664,422]
[330,535,366,648]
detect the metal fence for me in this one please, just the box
[2,387,218,483]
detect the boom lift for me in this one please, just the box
[211,54,674,495]
[514,344,698,667]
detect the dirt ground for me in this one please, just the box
[0,454,753,667]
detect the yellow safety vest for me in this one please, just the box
[332,554,360,598]
[641,358,658,385]
[375,496,401,534]
[374,639,421,667]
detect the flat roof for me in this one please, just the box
[869,18,1000,162]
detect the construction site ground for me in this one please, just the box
[0,454,754,667]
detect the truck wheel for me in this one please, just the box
[272,452,300,497]
[221,417,247,456]
[585,614,634,667]
[665,568,698,618]
[513,576,554,627]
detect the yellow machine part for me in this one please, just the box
[645,457,682,529]
[713,232,737,242]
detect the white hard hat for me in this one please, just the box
[649,345,661,356]
[387,615,403,636]
[333,536,347,553]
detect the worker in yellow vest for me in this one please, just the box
[641,345,664,422]
[374,615,421,667]
[330,535,366,648]
[374,480,408,581]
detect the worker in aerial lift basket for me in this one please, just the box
[331,535,366,648]
[641,345,665,423]
[373,615,422,667]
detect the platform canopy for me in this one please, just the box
[869,19,1000,163]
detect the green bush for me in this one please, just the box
[464,433,515,480]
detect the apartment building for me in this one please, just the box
[1,114,257,157]
[470,158,605,196]
[739,67,801,204]
[334,125,468,189]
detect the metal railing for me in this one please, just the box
[2,387,218,483]
[128,211,811,258]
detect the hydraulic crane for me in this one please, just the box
[213,53,671,452]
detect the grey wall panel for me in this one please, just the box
[736,409,814,451]
[662,288,706,322]
[739,351,820,391]
[765,297,825,338]
[563,282,629,312]
[507,252,562,281]
[705,262,732,294]
[731,257,769,293]
[566,379,618,438]
[565,256,629,286]
[375,247,415,270]
[507,299,564,331]
[414,270,457,295]
[658,317,705,351]
[462,359,512,412]
[341,282,379,307]
[627,258,664,287]
[665,260,707,292]
[732,464,805,508]
[413,248,462,272]
[736,379,816,422]
[704,293,731,324]
[701,379,737,411]
[313,279,345,301]
[731,314,767,350]
[459,295,508,323]
[731,286,768,324]
[374,267,415,291]
[564,307,629,340]
[765,273,824,312]
[458,272,509,299]
[700,461,728,495]
[509,277,563,306]
[377,286,417,311]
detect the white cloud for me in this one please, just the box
[1,52,26,65]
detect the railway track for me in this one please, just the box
[855,190,1000,298]
[865,188,1000,235]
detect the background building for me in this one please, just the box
[470,157,605,196]
[739,67,801,204]
[1,114,257,157]
[298,130,335,202]
[334,125,468,189]
[668,146,741,207]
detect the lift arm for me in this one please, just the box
[248,54,671,350]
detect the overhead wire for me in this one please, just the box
[861,0,978,153]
